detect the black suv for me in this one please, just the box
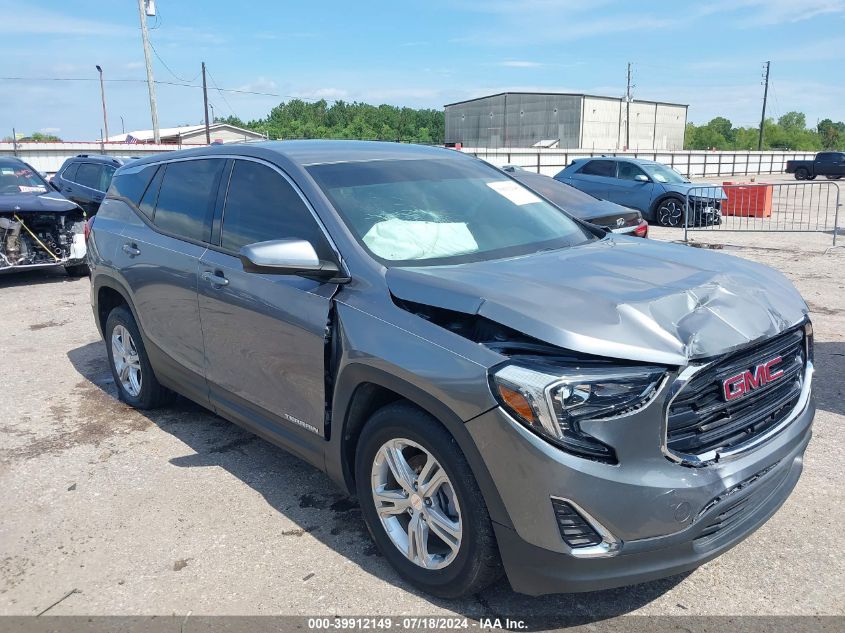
[52,155,130,215]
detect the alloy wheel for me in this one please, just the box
[111,324,142,398]
[370,438,462,570]
[658,199,684,227]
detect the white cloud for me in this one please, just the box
[235,77,279,93]
[499,60,544,68]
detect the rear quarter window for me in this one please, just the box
[108,163,159,206]
[61,162,79,182]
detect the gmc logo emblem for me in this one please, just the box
[722,356,784,401]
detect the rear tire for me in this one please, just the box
[355,402,502,598]
[795,168,809,180]
[105,305,172,409]
[65,263,89,277]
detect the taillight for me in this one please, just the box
[634,219,648,238]
[83,216,95,241]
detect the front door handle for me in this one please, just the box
[122,243,141,257]
[201,271,229,288]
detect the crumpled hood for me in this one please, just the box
[386,237,808,365]
[0,191,79,214]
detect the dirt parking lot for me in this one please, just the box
[1,219,843,622]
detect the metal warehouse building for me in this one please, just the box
[444,92,688,150]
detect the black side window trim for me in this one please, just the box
[104,155,345,266]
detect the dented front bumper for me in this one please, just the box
[465,376,814,594]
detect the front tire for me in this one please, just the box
[355,402,502,598]
[656,197,686,227]
[105,305,172,409]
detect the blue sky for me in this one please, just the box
[2,0,844,140]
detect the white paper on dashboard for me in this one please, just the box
[486,180,541,206]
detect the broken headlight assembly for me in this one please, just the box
[491,363,667,463]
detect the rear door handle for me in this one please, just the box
[201,271,229,288]
[122,243,141,257]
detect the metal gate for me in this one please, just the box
[683,181,841,246]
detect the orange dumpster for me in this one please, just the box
[722,182,773,218]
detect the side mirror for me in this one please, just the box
[239,239,346,281]
[634,174,650,183]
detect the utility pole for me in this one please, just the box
[625,62,633,150]
[137,0,160,143]
[95,65,109,140]
[202,62,211,144]
[758,61,770,151]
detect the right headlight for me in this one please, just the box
[491,363,667,463]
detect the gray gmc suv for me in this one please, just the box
[88,141,814,598]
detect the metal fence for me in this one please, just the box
[683,182,841,245]
[465,147,817,179]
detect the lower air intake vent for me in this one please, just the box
[551,498,602,548]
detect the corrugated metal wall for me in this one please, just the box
[447,93,686,150]
[446,93,581,149]
[581,97,623,150]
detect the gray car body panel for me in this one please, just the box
[88,140,814,595]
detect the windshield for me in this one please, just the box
[0,161,48,194]
[308,158,596,266]
[644,163,688,184]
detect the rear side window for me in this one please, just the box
[578,160,616,177]
[75,163,102,189]
[109,163,159,206]
[220,160,330,257]
[61,162,79,182]
[154,159,224,242]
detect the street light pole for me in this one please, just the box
[96,65,109,141]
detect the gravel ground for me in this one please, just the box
[0,219,843,622]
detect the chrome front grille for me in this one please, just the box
[666,326,808,464]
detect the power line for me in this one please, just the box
[204,67,238,118]
[149,40,201,83]
[0,76,318,100]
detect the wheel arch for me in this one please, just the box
[92,275,140,340]
[327,363,513,530]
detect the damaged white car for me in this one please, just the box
[0,157,88,276]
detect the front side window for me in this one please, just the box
[578,160,616,177]
[99,165,117,191]
[75,163,103,189]
[221,160,331,257]
[644,163,688,184]
[308,158,595,266]
[617,162,648,181]
[153,159,224,242]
